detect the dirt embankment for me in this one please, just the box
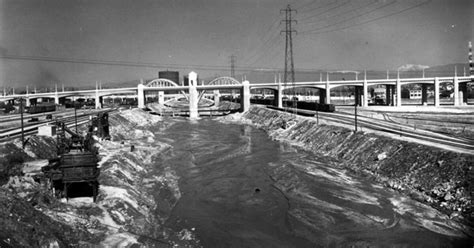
[0,109,197,247]
[223,106,473,223]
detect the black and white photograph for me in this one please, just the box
[0,0,473,247]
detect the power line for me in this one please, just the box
[297,0,338,16]
[292,0,321,12]
[300,0,430,35]
[0,54,299,73]
[248,37,283,67]
[300,0,397,34]
[240,18,282,65]
[249,39,284,68]
[299,0,377,26]
[298,0,351,22]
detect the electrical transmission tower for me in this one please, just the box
[281,4,297,109]
[229,54,236,78]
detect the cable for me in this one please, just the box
[298,0,351,22]
[297,0,339,15]
[301,0,431,35]
[0,54,315,73]
[300,0,377,26]
[300,0,397,34]
[240,18,282,65]
[292,0,320,11]
[247,36,284,67]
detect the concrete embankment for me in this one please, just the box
[223,106,473,223]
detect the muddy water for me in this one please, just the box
[154,119,470,247]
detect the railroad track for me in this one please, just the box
[0,108,116,142]
[268,106,474,154]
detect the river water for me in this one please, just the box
[152,118,470,247]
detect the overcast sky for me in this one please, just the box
[0,0,472,89]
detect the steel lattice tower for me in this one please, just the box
[281,5,296,106]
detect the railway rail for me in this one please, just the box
[268,106,474,154]
[0,108,116,142]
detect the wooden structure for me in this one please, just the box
[42,112,108,202]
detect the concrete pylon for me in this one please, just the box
[25,98,31,107]
[325,73,331,104]
[385,85,391,106]
[241,80,251,112]
[453,76,459,106]
[421,84,428,105]
[95,93,101,109]
[434,77,440,107]
[213,90,220,107]
[188,71,199,119]
[137,81,145,108]
[158,91,164,104]
[362,71,368,107]
[396,77,402,107]
[277,79,283,108]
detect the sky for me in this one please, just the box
[0,0,472,89]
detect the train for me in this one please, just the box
[250,98,335,112]
[27,104,56,114]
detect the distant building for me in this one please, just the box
[409,89,422,99]
[373,88,386,99]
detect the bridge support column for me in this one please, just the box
[188,71,199,119]
[277,80,283,108]
[453,76,459,106]
[241,80,251,112]
[362,73,368,107]
[95,92,101,109]
[158,91,164,104]
[54,94,59,105]
[421,84,428,105]
[213,90,220,106]
[325,77,331,104]
[137,81,145,108]
[385,85,391,106]
[396,78,402,107]
[460,82,468,105]
[25,98,31,107]
[434,78,440,107]
[319,89,326,104]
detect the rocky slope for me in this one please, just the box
[221,106,473,224]
[0,109,198,247]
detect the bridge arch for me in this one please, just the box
[207,76,241,86]
[145,78,180,88]
[143,78,188,103]
[198,76,241,101]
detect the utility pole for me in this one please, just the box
[229,54,236,78]
[20,98,25,149]
[281,4,297,109]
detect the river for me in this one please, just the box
[150,118,470,247]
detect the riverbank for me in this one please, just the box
[0,109,199,247]
[220,106,473,225]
